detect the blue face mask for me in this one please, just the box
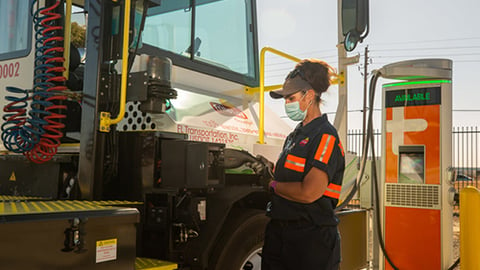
[284,93,311,121]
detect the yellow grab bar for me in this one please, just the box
[257,47,301,144]
[255,47,339,144]
[245,84,283,95]
[63,0,72,79]
[99,0,131,132]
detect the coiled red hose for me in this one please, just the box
[26,0,68,163]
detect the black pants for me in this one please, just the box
[261,219,341,270]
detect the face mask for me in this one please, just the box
[285,93,311,121]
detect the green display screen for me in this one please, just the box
[385,87,441,108]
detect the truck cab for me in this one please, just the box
[0,0,293,269]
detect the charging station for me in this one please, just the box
[379,59,454,269]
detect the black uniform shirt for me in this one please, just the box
[268,114,345,226]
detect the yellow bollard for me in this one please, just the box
[460,186,480,270]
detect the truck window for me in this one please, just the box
[0,0,31,60]
[143,1,192,61]
[142,0,258,86]
[71,5,87,61]
[195,0,254,77]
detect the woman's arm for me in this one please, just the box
[272,167,329,204]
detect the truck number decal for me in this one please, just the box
[0,62,20,79]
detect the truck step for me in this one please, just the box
[135,257,178,270]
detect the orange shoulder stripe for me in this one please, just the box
[314,134,336,164]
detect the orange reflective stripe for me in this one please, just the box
[284,162,304,172]
[323,183,341,199]
[284,154,305,172]
[314,135,328,160]
[322,137,335,163]
[338,141,345,157]
[328,183,342,192]
[287,154,305,164]
[314,134,336,163]
[323,190,340,199]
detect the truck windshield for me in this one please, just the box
[142,0,258,85]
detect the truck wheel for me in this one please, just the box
[210,209,268,270]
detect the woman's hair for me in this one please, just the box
[295,59,337,103]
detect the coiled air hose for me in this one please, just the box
[29,0,68,163]
[1,0,67,163]
[1,87,32,153]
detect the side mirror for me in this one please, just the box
[341,0,369,52]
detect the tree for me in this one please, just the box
[71,22,86,48]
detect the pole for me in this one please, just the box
[362,46,369,155]
[334,0,348,150]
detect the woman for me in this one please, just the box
[262,59,345,270]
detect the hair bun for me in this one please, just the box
[295,59,337,96]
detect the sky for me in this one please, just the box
[256,0,480,130]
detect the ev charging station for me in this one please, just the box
[379,59,454,269]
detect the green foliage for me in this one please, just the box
[71,22,86,48]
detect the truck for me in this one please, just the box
[0,0,367,269]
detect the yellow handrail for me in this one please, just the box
[99,0,131,132]
[255,47,339,144]
[460,186,480,269]
[257,47,301,144]
[245,84,283,95]
[63,0,72,79]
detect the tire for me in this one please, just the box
[210,209,268,270]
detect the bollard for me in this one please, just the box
[460,186,480,270]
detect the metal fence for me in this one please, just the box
[453,126,479,193]
[347,127,480,207]
[346,129,381,157]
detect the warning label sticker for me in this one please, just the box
[96,239,117,263]
[9,172,16,181]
